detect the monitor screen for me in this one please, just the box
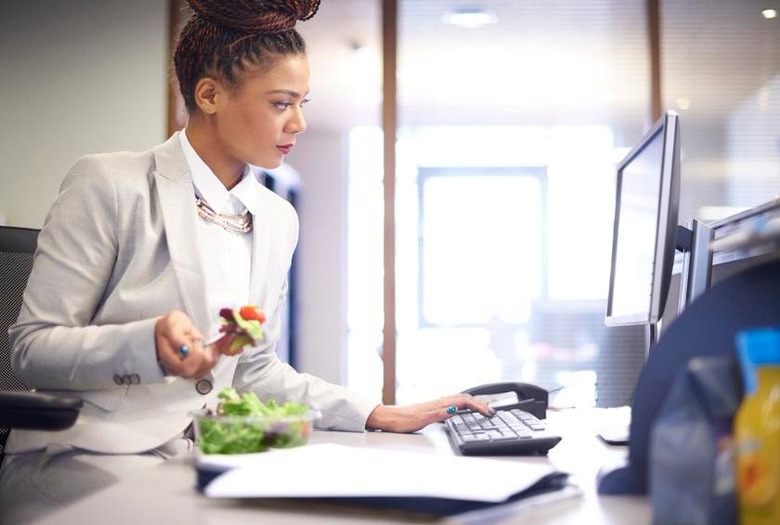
[605,110,681,327]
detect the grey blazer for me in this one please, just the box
[7,133,376,455]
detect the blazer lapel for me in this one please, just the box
[248,187,271,308]
[152,133,211,333]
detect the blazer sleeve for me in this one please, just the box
[9,155,164,391]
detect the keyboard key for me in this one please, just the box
[462,433,490,442]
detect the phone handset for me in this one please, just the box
[461,381,549,419]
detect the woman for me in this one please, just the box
[0,1,491,522]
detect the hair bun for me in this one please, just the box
[187,0,321,34]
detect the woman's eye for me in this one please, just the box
[274,102,293,110]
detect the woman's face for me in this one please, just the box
[212,53,310,171]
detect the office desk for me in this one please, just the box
[32,409,650,524]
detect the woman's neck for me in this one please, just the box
[184,121,243,190]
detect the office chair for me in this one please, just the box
[0,225,82,468]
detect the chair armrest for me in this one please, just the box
[0,391,82,431]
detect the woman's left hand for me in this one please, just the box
[365,394,495,433]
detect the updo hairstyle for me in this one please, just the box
[174,0,321,111]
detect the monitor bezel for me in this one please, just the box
[605,110,681,327]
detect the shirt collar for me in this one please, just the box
[179,130,260,215]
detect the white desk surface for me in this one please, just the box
[32,409,650,524]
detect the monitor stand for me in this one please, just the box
[677,219,713,311]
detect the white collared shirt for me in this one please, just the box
[179,130,259,338]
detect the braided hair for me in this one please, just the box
[174,0,321,111]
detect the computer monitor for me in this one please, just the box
[605,110,681,331]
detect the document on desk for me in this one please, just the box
[200,443,572,515]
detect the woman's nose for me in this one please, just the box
[287,109,306,135]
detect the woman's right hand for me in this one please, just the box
[154,310,218,378]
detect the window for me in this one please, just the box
[418,169,543,327]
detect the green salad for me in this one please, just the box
[196,387,313,454]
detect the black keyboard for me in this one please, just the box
[444,408,562,456]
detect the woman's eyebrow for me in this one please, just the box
[266,89,310,98]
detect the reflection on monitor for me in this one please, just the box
[605,110,681,327]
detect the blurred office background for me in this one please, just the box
[1,1,778,408]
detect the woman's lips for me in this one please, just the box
[277,144,293,155]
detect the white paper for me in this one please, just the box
[202,443,561,502]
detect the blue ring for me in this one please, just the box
[446,405,457,415]
[179,344,190,358]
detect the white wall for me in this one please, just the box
[287,133,349,385]
[0,0,349,385]
[726,74,780,207]
[0,0,169,226]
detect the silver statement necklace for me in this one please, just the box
[195,196,253,235]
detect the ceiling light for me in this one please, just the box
[442,8,498,28]
[762,8,777,19]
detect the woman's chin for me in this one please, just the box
[254,156,284,170]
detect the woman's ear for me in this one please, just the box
[194,77,220,115]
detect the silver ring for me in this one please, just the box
[179,344,190,358]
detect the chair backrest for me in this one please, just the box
[0,226,39,461]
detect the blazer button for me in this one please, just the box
[195,379,212,395]
[113,374,123,385]
[130,374,140,384]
